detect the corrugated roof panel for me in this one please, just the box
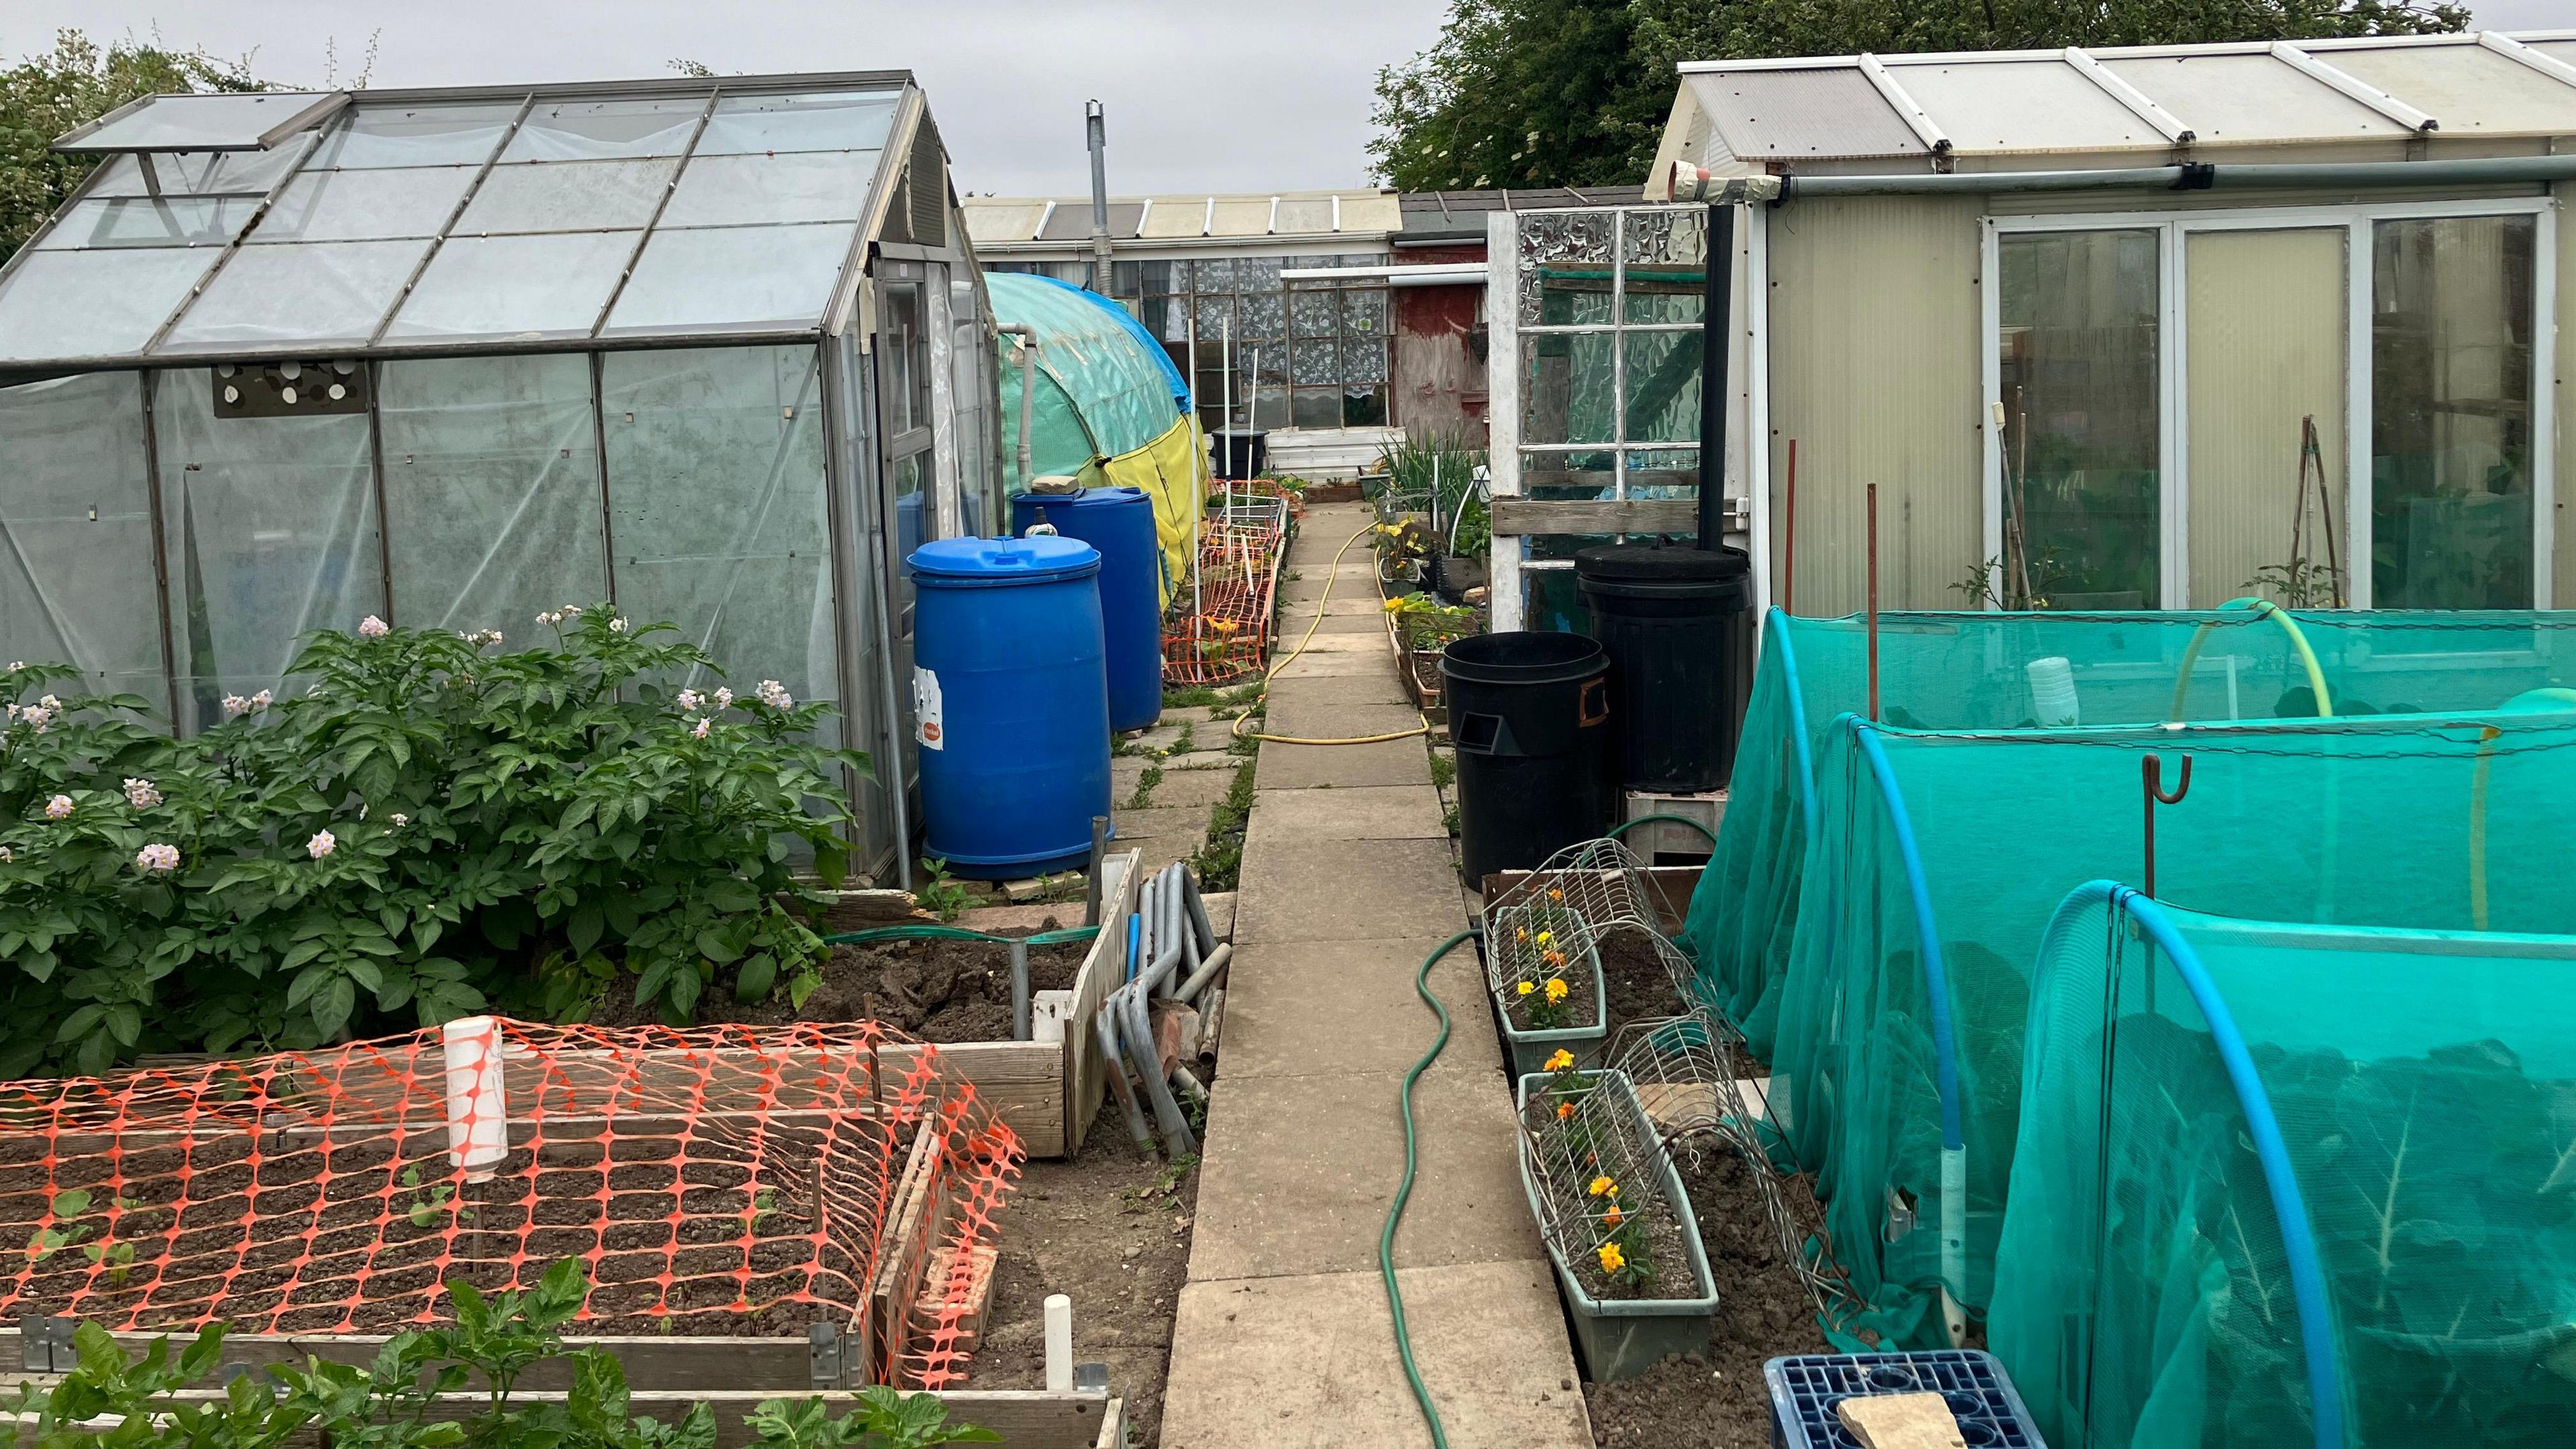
[1684,69,1928,160]
[1138,199,1206,237]
[2321,44,2576,134]
[963,201,1048,244]
[1207,198,1272,237]
[2102,52,2406,142]
[1338,192,1403,232]
[1038,200,1142,241]
[1890,57,2169,152]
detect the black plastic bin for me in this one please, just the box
[1442,632,1614,885]
[1575,543,1756,793]
[1210,429,1266,480]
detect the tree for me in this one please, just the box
[1373,0,2471,192]
[1,30,271,266]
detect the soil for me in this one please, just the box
[1595,926,1689,1040]
[1580,1134,1833,1448]
[588,924,1089,1042]
[971,1103,1200,1448]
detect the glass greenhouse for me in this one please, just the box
[0,74,1002,881]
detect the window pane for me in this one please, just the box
[1519,211,1613,326]
[1237,256,1283,292]
[1193,295,1235,346]
[1342,385,1387,427]
[698,90,898,155]
[0,372,169,718]
[38,197,257,249]
[162,239,430,350]
[502,97,705,162]
[378,354,608,633]
[1291,337,1339,387]
[310,102,519,168]
[661,150,879,227]
[1193,258,1236,290]
[87,148,301,197]
[1521,333,1614,446]
[1240,291,1285,339]
[384,231,636,340]
[458,158,678,235]
[253,167,475,243]
[1998,229,2161,608]
[156,369,384,726]
[1343,336,1387,385]
[0,248,216,362]
[1289,388,1340,429]
[1340,287,1386,337]
[2371,215,2537,609]
[601,346,835,706]
[1289,288,1338,339]
[603,221,851,333]
[1623,330,1701,444]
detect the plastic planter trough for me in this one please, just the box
[1515,1069,1719,1382]
[1492,906,1609,1077]
[1764,1350,2041,1449]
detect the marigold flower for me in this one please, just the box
[1210,619,1239,635]
[1597,1241,1626,1274]
[1548,888,1563,902]
[1589,1175,1617,1198]
[1542,1049,1574,1072]
[134,843,179,873]
[121,778,160,809]
[1515,981,1535,998]
[1536,930,1552,945]
[1544,977,1570,1004]
[1556,1100,1574,1120]
[307,830,337,860]
[1603,1205,1623,1228]
[1382,597,1402,612]
[43,795,72,821]
[358,616,389,639]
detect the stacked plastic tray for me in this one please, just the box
[1765,1350,2043,1449]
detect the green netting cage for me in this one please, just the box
[1992,884,2576,1449]
[1687,605,2576,1060]
[1761,710,2576,1351]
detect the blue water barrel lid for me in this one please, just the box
[909,533,1101,583]
[1010,486,1146,511]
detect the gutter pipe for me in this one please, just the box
[1672,153,2576,204]
[996,321,1037,491]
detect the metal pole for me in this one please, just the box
[1085,101,1114,296]
[1866,482,1880,722]
[1698,202,1735,551]
[1010,938,1031,1040]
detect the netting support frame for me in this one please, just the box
[2045,881,2345,1449]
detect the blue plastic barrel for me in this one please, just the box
[909,535,1114,881]
[1010,487,1163,733]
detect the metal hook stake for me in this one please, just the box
[2143,753,2194,897]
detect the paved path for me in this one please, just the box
[1159,503,1591,1448]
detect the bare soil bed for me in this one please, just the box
[592,922,1089,1042]
[1581,1134,1833,1447]
[1596,926,1689,1041]
[973,1103,1199,1447]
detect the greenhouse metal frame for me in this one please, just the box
[0,72,1008,884]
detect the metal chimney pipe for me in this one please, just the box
[1085,100,1114,295]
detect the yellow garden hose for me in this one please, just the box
[2169,597,2334,722]
[1229,522,1436,747]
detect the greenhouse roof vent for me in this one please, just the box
[52,91,351,154]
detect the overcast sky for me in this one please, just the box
[8,0,2567,198]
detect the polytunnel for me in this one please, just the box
[0,73,1004,882]
[986,270,1205,606]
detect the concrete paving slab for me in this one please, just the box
[1218,936,1501,1081]
[1110,802,1216,847]
[1263,670,1411,708]
[1188,1067,1536,1281]
[1254,738,1430,789]
[1233,837,1464,943]
[1306,613,1389,634]
[1115,765,1241,810]
[1160,1262,1590,1449]
[1267,649,1394,680]
[1275,631,1383,653]
[1243,785,1444,847]
[1162,749,1250,773]
[1263,699,1424,742]
[1277,595,1382,618]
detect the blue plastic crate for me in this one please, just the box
[1765,1350,2045,1449]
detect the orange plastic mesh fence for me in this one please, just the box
[1163,508,1288,686]
[0,1018,1019,1387]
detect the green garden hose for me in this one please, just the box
[818,923,1102,948]
[1605,812,1721,847]
[1381,928,1475,1449]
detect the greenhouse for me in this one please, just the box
[1996,884,2576,1449]
[0,72,998,879]
[985,270,1203,605]
[1750,708,2576,1352]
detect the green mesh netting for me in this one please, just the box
[1688,606,2576,1059]
[1766,712,2576,1351]
[1993,885,2576,1449]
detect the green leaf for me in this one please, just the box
[733,953,777,1004]
[311,975,357,1039]
[568,902,604,955]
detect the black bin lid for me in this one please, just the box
[1572,541,1752,582]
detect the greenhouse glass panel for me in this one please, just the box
[604,222,851,334]
[659,150,879,227]
[252,167,476,242]
[154,369,385,727]
[0,372,169,717]
[162,239,430,350]
[36,196,258,249]
[501,97,705,162]
[696,90,898,155]
[56,91,339,152]
[0,248,217,362]
[378,354,608,633]
[382,230,636,340]
[86,148,302,197]
[306,102,518,169]
[458,158,679,235]
[601,346,835,710]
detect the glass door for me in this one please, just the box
[876,264,933,796]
